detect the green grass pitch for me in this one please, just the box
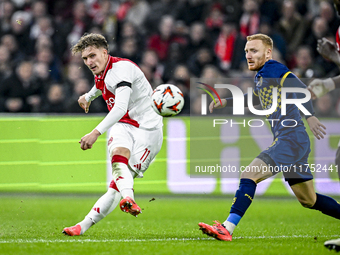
[0,194,338,255]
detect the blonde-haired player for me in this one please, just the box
[198,33,340,241]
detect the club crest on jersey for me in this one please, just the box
[256,77,263,87]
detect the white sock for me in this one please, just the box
[78,188,121,234]
[112,162,134,199]
[78,217,94,235]
[120,188,134,199]
[222,220,236,235]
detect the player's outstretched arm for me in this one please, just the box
[306,116,327,140]
[317,38,340,66]
[78,94,91,113]
[78,86,131,151]
[209,98,227,113]
[308,76,340,99]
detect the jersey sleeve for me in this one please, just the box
[94,86,132,134]
[106,61,136,91]
[85,85,102,102]
[283,72,315,118]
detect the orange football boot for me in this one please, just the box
[198,221,232,241]
[62,224,81,236]
[120,196,142,217]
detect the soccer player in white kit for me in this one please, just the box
[62,33,163,236]
[308,19,340,180]
[307,1,340,250]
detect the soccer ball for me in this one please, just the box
[151,84,184,117]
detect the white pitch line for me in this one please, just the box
[0,238,209,244]
[0,235,338,244]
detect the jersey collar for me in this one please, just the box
[95,55,113,80]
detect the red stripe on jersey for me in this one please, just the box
[95,56,114,90]
[95,55,140,128]
[111,155,128,165]
[111,56,141,69]
[119,111,139,128]
[336,27,340,53]
[119,119,139,127]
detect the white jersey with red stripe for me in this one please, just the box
[88,56,162,130]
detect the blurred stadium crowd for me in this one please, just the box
[0,0,340,116]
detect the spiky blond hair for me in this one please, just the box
[71,33,108,55]
[247,34,273,50]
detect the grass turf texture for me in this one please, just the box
[0,194,338,255]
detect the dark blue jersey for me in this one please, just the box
[254,60,306,137]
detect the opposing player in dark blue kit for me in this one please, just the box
[198,34,340,241]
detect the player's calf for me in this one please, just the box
[310,193,340,220]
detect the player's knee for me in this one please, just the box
[111,147,130,159]
[240,169,270,184]
[298,198,315,208]
[240,171,252,179]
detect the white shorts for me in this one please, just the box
[108,122,163,177]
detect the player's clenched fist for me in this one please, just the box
[209,98,227,113]
[79,129,101,150]
[78,94,91,113]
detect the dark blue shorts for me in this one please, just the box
[256,128,313,186]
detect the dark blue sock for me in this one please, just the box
[311,193,340,219]
[227,178,257,225]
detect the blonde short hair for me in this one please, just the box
[247,34,273,50]
[71,33,108,55]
